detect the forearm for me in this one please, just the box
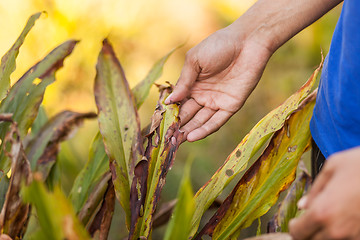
[229,0,343,52]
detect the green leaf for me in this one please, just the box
[195,92,316,240]
[190,62,322,236]
[0,40,78,173]
[269,170,311,233]
[129,86,183,239]
[0,12,41,101]
[94,39,143,227]
[132,46,180,108]
[164,156,195,240]
[28,105,48,138]
[21,175,90,240]
[70,132,109,214]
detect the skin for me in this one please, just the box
[165,0,360,239]
[166,0,342,142]
[289,147,360,240]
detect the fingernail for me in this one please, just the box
[297,196,308,209]
[164,93,173,104]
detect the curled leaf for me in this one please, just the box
[129,85,183,239]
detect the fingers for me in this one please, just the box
[181,107,216,139]
[179,98,202,126]
[289,211,322,240]
[186,110,232,142]
[165,54,200,104]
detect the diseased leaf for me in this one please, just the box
[0,40,78,174]
[0,122,31,239]
[70,132,109,214]
[129,85,183,239]
[132,46,180,108]
[195,92,316,240]
[268,170,311,233]
[94,39,143,226]
[78,172,112,226]
[190,61,322,236]
[0,12,41,100]
[88,179,115,240]
[164,156,195,240]
[21,174,90,240]
[26,111,96,179]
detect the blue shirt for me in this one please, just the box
[310,0,360,158]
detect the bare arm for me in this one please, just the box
[166,0,342,142]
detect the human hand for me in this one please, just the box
[165,26,272,141]
[289,147,360,239]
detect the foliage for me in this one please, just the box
[0,13,321,240]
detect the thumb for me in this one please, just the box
[165,55,199,104]
[299,160,334,209]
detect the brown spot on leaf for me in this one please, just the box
[225,169,234,177]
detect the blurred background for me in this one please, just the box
[0,0,342,238]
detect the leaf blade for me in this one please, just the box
[0,40,78,173]
[190,62,322,236]
[196,92,316,240]
[0,12,41,100]
[164,156,195,240]
[94,39,142,226]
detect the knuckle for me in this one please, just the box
[312,208,328,224]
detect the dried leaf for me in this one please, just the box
[129,86,183,239]
[0,40,78,174]
[195,92,316,240]
[268,170,311,233]
[190,61,322,236]
[88,179,115,240]
[26,111,96,179]
[78,172,112,226]
[0,12,41,100]
[0,122,31,238]
[94,39,142,226]
[70,132,109,214]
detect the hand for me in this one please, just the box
[289,147,360,239]
[166,26,272,141]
